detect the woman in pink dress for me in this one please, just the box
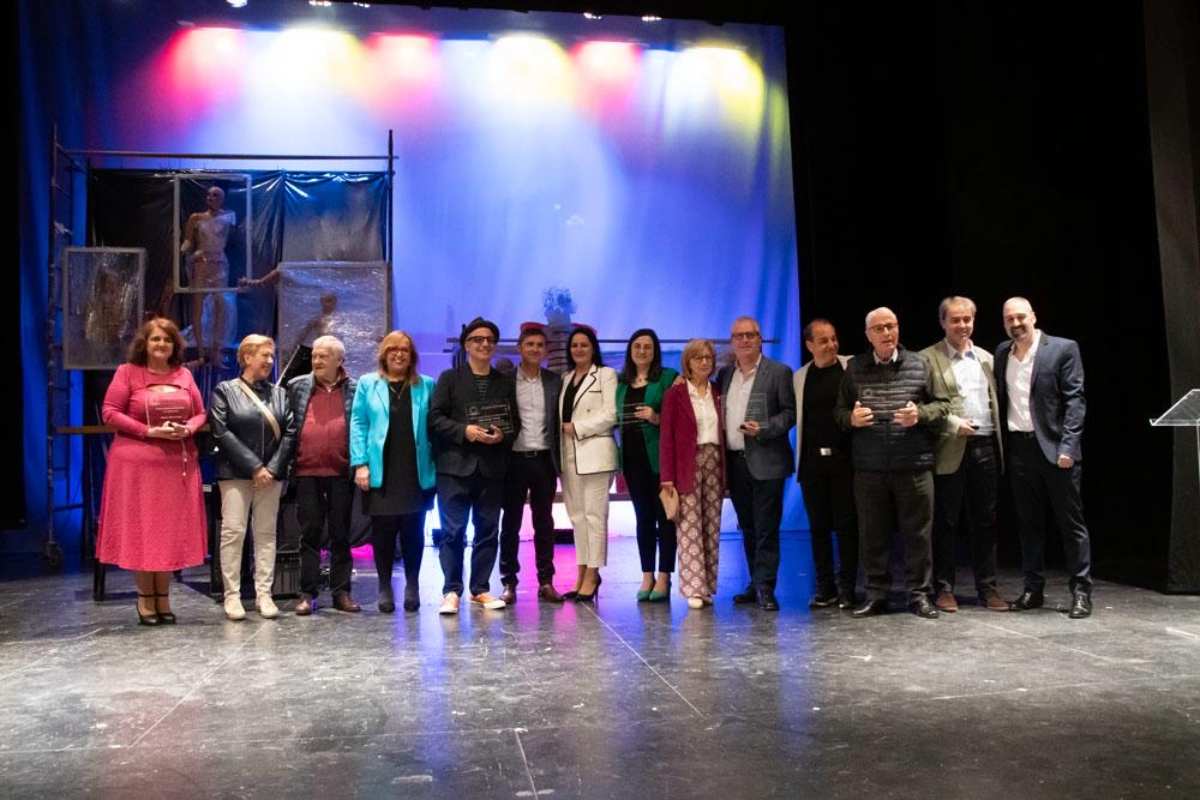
[97,317,208,625]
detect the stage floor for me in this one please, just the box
[1,534,1197,799]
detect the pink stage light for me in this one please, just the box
[575,40,638,86]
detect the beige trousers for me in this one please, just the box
[218,479,283,599]
[560,447,612,567]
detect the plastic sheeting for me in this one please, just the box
[63,247,145,369]
[87,170,388,349]
[276,262,389,383]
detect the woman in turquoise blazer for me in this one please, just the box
[350,330,436,613]
[616,328,679,602]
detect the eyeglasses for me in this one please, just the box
[731,331,760,341]
[691,355,714,362]
[868,323,898,334]
[466,336,496,345]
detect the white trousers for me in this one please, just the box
[218,479,283,599]
[560,447,611,567]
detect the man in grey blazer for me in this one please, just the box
[719,316,796,610]
[498,323,564,604]
[919,297,1009,614]
[995,297,1092,618]
[793,319,858,609]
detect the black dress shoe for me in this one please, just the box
[851,598,888,618]
[756,587,780,611]
[1010,589,1045,611]
[403,584,420,613]
[808,591,839,609]
[909,595,940,619]
[836,592,857,610]
[1068,594,1093,619]
[732,586,758,605]
[377,587,396,614]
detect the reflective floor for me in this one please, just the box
[1,534,1198,799]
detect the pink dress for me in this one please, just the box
[96,364,208,571]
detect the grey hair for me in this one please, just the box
[311,335,345,361]
[730,315,761,335]
[864,307,896,329]
[938,296,977,322]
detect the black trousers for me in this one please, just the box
[295,475,354,598]
[855,469,934,603]
[499,450,558,586]
[799,455,858,596]
[437,470,503,596]
[371,511,425,589]
[727,451,785,589]
[1007,433,1092,596]
[624,450,677,574]
[932,436,1000,596]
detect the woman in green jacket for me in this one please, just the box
[616,328,679,601]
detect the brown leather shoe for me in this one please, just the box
[934,591,959,613]
[980,590,1010,612]
[332,593,362,613]
[295,597,316,616]
[500,585,517,605]
[537,584,564,603]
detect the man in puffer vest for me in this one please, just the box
[834,307,951,619]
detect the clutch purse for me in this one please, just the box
[659,484,680,522]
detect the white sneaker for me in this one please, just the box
[438,592,460,615]
[470,592,507,610]
[224,596,246,621]
[257,595,279,619]
[687,596,704,609]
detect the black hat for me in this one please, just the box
[461,317,500,347]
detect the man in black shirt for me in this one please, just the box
[793,319,858,610]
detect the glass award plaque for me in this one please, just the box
[858,384,908,422]
[744,392,768,424]
[467,401,515,436]
[621,402,647,428]
[145,387,193,428]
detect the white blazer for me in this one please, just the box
[559,364,618,475]
[792,353,851,479]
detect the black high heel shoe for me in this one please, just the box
[137,594,160,626]
[575,574,602,603]
[155,593,177,624]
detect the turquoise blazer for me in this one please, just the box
[350,372,436,491]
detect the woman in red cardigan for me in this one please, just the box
[659,339,725,609]
[96,317,208,625]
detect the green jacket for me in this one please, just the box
[918,340,1004,475]
[615,367,678,474]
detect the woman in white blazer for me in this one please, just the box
[558,326,618,602]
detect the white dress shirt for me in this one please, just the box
[513,368,548,451]
[688,381,720,446]
[943,340,994,436]
[1005,331,1041,433]
[724,355,761,451]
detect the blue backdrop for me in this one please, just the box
[17,0,804,550]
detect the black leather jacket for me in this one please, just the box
[209,377,298,481]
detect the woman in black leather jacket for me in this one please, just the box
[209,334,297,621]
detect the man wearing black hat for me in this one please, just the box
[430,317,521,613]
[498,323,564,603]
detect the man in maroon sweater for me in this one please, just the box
[287,335,359,615]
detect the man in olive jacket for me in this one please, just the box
[834,307,950,619]
[920,297,1008,614]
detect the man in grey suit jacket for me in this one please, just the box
[920,297,1009,614]
[995,297,1092,618]
[793,319,858,609]
[499,323,564,604]
[718,316,796,610]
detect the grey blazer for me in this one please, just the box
[717,355,796,481]
[792,354,851,479]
